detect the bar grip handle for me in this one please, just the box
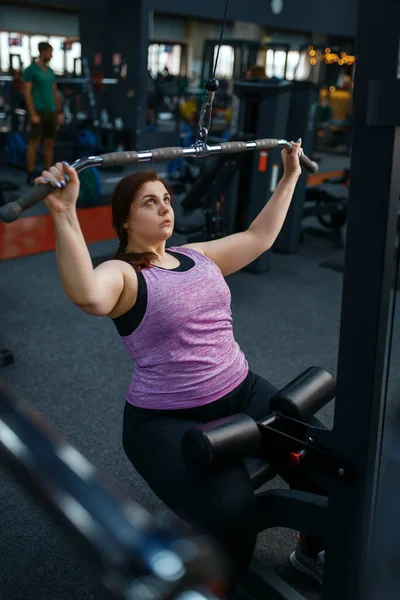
[219,138,281,154]
[218,139,318,173]
[101,147,185,168]
[0,183,54,223]
[300,154,319,174]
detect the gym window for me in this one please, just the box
[148,44,182,77]
[265,49,312,81]
[293,50,312,81]
[0,31,81,75]
[0,32,30,71]
[266,49,286,79]
[213,45,234,79]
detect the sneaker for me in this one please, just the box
[289,543,325,585]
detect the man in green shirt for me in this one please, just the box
[23,42,63,185]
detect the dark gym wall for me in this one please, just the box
[0,4,79,36]
[80,0,149,148]
[10,0,92,7]
[9,0,358,36]
[146,0,357,38]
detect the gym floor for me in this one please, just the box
[1,152,399,600]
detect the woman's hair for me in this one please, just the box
[111,170,173,272]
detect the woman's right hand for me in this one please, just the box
[35,162,80,215]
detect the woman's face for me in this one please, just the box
[124,180,174,249]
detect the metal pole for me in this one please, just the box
[322,1,400,598]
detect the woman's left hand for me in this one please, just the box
[281,139,303,180]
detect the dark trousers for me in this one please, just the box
[122,371,326,588]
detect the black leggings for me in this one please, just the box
[122,371,326,587]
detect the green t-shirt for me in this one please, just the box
[23,62,56,112]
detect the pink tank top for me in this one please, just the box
[120,246,248,410]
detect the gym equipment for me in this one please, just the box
[0,180,20,207]
[147,41,189,134]
[324,0,400,589]
[182,366,338,473]
[230,79,293,271]
[173,148,349,249]
[181,366,353,598]
[174,133,256,242]
[81,56,99,126]
[5,132,26,167]
[0,384,228,599]
[76,127,98,156]
[0,68,27,134]
[2,62,118,100]
[303,169,349,248]
[77,166,102,207]
[0,133,317,224]
[275,81,320,253]
[369,411,400,600]
[229,79,320,261]
[55,58,118,129]
[174,158,239,242]
[305,169,349,229]
[56,56,123,159]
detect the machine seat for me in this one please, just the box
[244,456,277,490]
